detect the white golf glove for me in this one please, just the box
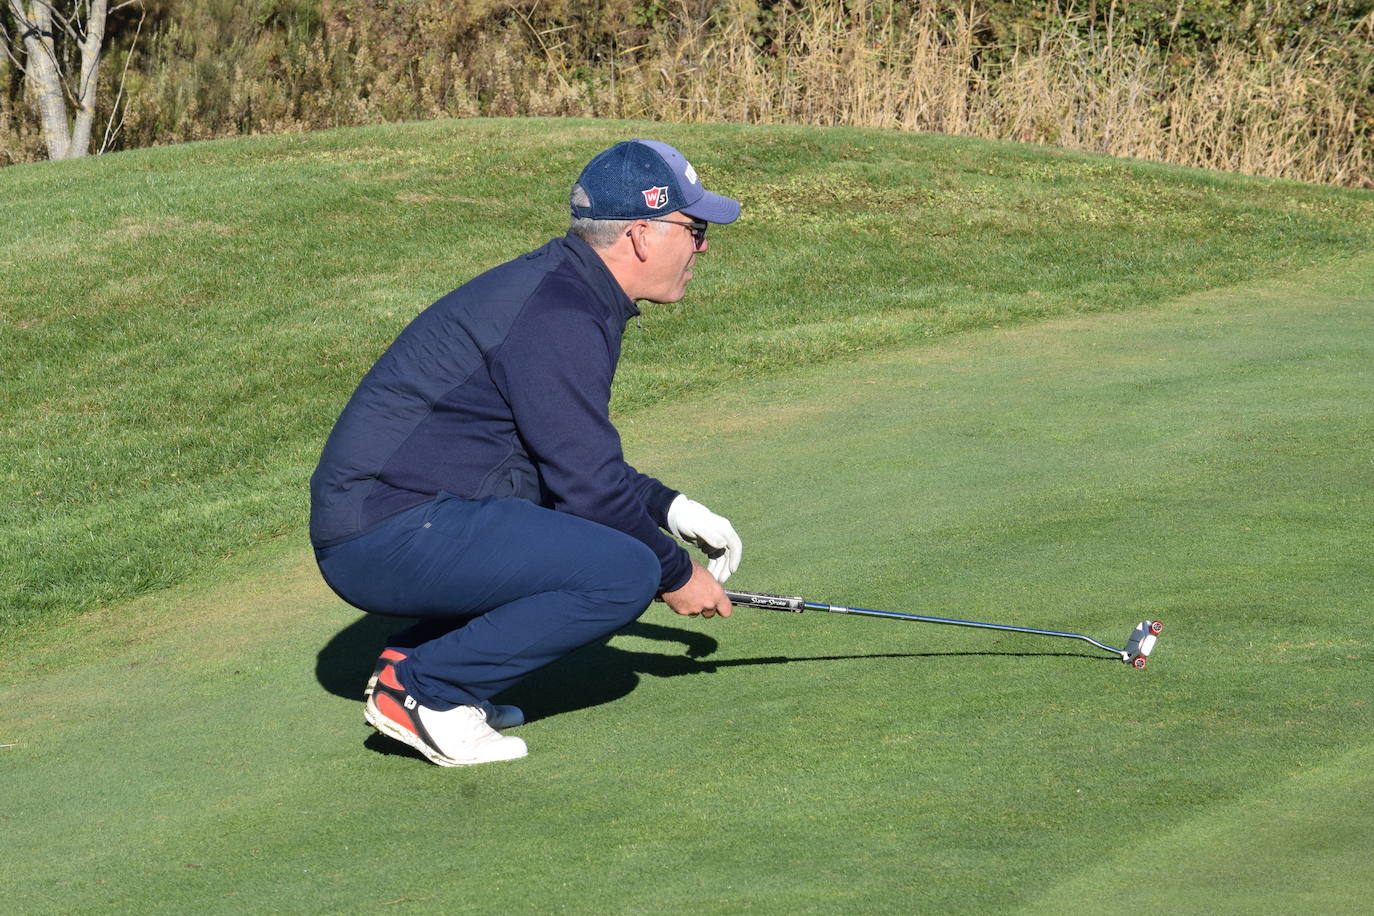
[665,494,742,584]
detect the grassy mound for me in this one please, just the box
[3,117,1373,641]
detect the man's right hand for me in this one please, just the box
[661,561,733,619]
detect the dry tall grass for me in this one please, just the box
[612,1,1372,187]
[3,1,1371,187]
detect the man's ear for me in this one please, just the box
[626,220,652,262]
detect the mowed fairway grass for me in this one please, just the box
[3,119,1373,912]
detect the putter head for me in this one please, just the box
[1124,620,1163,668]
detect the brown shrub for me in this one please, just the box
[2,1,1370,187]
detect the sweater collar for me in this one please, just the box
[560,232,641,321]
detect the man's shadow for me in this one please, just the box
[315,614,719,720]
[316,613,1112,724]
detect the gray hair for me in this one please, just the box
[569,183,656,249]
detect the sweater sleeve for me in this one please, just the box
[627,467,680,528]
[490,299,692,592]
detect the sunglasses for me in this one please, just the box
[646,217,708,249]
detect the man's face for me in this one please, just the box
[643,211,707,304]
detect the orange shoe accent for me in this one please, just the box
[375,693,418,736]
[379,663,405,691]
[381,648,407,663]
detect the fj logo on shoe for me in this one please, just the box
[404,696,417,710]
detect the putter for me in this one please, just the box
[721,589,1163,668]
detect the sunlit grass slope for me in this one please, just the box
[2,117,1373,639]
[2,255,1370,912]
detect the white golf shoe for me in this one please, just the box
[365,658,527,766]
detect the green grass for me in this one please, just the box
[4,118,1374,637]
[3,244,1371,911]
[1025,742,1374,911]
[3,118,1373,911]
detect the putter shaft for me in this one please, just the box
[723,589,1141,662]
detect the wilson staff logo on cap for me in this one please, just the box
[642,186,670,209]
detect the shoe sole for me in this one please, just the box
[364,697,527,767]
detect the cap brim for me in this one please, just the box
[682,190,741,224]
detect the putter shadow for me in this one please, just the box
[317,612,1117,729]
[505,646,1119,722]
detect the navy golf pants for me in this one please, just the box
[316,494,661,710]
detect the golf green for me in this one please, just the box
[4,252,1370,912]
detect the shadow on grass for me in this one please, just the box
[317,612,1116,730]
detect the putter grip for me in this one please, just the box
[724,589,806,613]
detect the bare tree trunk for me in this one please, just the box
[69,0,107,157]
[8,0,70,159]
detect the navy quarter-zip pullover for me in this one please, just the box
[310,233,691,592]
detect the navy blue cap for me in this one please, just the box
[572,140,740,224]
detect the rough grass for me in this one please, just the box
[3,117,1374,642]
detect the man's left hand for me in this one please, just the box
[666,495,742,583]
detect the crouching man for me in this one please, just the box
[310,140,742,766]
